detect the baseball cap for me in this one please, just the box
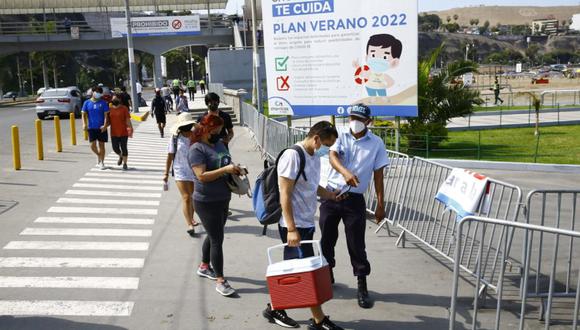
[349,104,371,120]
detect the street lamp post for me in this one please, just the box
[124,0,139,113]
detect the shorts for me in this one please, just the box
[155,113,166,124]
[88,129,108,143]
[365,87,387,97]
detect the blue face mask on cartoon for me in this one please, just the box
[367,58,389,73]
[315,145,330,158]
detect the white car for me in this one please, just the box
[36,87,52,95]
[36,87,83,120]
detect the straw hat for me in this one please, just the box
[171,112,197,136]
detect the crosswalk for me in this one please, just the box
[0,119,171,318]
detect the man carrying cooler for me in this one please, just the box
[320,104,389,309]
[263,121,344,330]
[82,86,110,170]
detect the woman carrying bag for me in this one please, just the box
[163,113,200,237]
[189,114,242,297]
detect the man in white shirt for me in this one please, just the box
[321,104,389,309]
[263,121,344,330]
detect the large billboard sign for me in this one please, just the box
[110,15,201,38]
[262,0,418,117]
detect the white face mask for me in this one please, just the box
[349,120,366,134]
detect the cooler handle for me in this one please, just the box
[267,240,323,265]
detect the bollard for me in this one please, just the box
[82,111,88,141]
[35,119,44,160]
[54,116,62,152]
[11,125,21,170]
[69,113,77,146]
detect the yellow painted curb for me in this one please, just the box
[131,111,150,122]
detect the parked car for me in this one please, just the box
[2,91,18,100]
[36,87,83,120]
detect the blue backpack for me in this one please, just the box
[252,145,307,235]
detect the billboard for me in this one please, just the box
[110,15,201,38]
[261,0,418,117]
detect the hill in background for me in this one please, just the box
[424,5,580,26]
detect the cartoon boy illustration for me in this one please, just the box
[353,34,402,97]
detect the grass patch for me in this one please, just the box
[472,105,562,112]
[392,125,580,165]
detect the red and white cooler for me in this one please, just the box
[266,240,333,310]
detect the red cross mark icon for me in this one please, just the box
[276,76,290,91]
[172,20,182,29]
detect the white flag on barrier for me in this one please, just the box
[435,168,490,220]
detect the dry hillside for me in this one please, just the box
[425,6,580,27]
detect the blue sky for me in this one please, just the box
[224,0,580,14]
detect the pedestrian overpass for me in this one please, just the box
[0,0,237,87]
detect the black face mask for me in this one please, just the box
[208,133,221,143]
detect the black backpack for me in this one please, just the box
[252,145,307,235]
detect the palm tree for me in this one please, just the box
[518,92,542,136]
[407,44,482,148]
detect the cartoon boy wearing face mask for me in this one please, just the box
[353,34,402,97]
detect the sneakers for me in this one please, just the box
[122,163,128,171]
[263,304,299,328]
[117,156,123,166]
[197,267,217,280]
[100,162,106,170]
[307,316,343,330]
[216,280,236,297]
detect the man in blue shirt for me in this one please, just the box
[82,86,110,170]
[320,104,389,309]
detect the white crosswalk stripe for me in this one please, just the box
[0,118,172,318]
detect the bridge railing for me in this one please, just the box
[0,17,232,36]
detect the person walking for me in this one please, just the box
[161,84,173,113]
[493,77,504,105]
[109,95,132,170]
[199,79,206,94]
[190,114,241,297]
[187,79,196,101]
[262,121,344,330]
[176,90,189,113]
[320,104,389,309]
[118,86,132,112]
[163,113,200,237]
[135,81,143,104]
[172,78,181,103]
[197,93,234,149]
[151,88,167,138]
[82,86,110,170]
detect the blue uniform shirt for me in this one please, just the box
[82,99,109,129]
[326,129,389,194]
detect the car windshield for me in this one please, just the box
[42,90,69,97]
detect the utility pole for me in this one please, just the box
[29,53,34,95]
[16,55,23,96]
[189,46,194,81]
[250,0,262,112]
[124,0,139,113]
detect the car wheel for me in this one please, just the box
[37,113,46,120]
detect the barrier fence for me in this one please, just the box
[237,87,580,328]
[450,216,580,330]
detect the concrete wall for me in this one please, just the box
[207,48,266,95]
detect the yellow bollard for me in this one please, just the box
[69,113,77,146]
[82,111,88,141]
[54,116,62,152]
[11,125,21,170]
[35,119,44,160]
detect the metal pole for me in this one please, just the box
[395,116,401,152]
[16,55,23,97]
[29,53,34,95]
[189,46,194,81]
[250,0,262,112]
[124,0,139,113]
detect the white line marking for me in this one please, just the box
[88,168,164,175]
[85,172,163,179]
[57,198,159,206]
[0,300,134,316]
[105,156,166,162]
[65,190,162,199]
[20,228,152,237]
[35,216,154,225]
[0,276,139,289]
[78,178,160,185]
[73,183,162,191]
[101,164,165,170]
[0,257,145,268]
[48,206,157,215]
[4,241,149,251]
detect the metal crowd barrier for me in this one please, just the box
[394,157,522,294]
[366,150,412,235]
[522,190,580,322]
[450,216,580,330]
